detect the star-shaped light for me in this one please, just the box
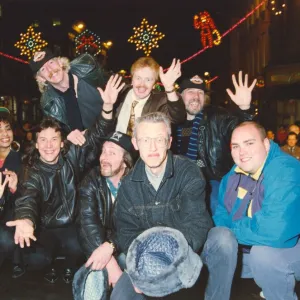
[128,18,165,56]
[74,29,102,57]
[14,26,48,59]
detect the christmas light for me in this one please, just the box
[14,25,48,59]
[270,0,286,16]
[128,18,165,56]
[74,29,102,56]
[194,11,222,48]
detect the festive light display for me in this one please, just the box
[194,11,222,48]
[270,0,286,16]
[14,26,48,59]
[74,29,102,56]
[128,18,165,56]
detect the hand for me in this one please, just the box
[97,74,125,109]
[67,129,86,146]
[106,257,123,287]
[159,58,181,91]
[3,169,18,191]
[0,172,9,198]
[6,219,36,248]
[85,242,114,270]
[226,71,257,110]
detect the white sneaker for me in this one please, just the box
[260,291,266,299]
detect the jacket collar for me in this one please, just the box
[130,150,174,182]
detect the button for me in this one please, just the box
[155,201,160,205]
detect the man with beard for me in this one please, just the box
[76,131,134,287]
[173,72,256,214]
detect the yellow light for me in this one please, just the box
[272,7,275,10]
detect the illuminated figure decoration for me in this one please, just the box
[194,11,222,48]
[75,29,102,56]
[14,25,48,59]
[128,18,165,56]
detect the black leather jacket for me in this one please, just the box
[78,167,114,257]
[14,115,114,229]
[41,53,107,132]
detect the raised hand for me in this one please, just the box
[3,169,18,191]
[0,172,9,198]
[6,219,36,248]
[226,71,257,110]
[159,59,181,91]
[67,129,86,146]
[97,74,125,108]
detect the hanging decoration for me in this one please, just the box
[270,0,286,16]
[74,29,102,56]
[194,11,222,49]
[128,18,165,56]
[14,25,48,59]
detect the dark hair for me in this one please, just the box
[23,117,69,166]
[0,111,14,129]
[287,132,298,139]
[122,150,134,177]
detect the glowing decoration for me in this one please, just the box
[270,0,286,15]
[74,29,101,56]
[128,18,165,56]
[14,25,48,59]
[194,11,222,49]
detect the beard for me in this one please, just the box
[100,161,124,178]
[185,100,203,116]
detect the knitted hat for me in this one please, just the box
[29,49,56,74]
[103,131,134,154]
[179,75,207,93]
[126,227,202,297]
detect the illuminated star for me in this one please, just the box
[74,29,102,56]
[15,26,48,59]
[128,18,165,56]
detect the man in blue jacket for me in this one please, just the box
[203,121,300,300]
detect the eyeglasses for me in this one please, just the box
[137,136,168,148]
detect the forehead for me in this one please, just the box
[184,88,204,94]
[132,67,155,78]
[288,135,297,139]
[0,121,11,128]
[102,141,124,152]
[137,121,168,136]
[231,125,260,142]
[38,127,61,138]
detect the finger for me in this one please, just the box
[226,88,234,100]
[170,58,176,70]
[91,260,99,270]
[238,71,243,87]
[19,237,25,248]
[244,73,248,87]
[3,176,9,188]
[97,87,104,99]
[232,74,238,90]
[29,234,37,242]
[85,257,93,268]
[115,75,123,88]
[25,237,31,247]
[159,66,164,76]
[117,82,126,92]
[6,221,17,227]
[14,231,20,244]
[249,78,257,91]
[110,74,119,87]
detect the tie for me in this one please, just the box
[126,100,138,136]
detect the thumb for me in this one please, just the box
[6,220,17,227]
[97,87,104,99]
[226,88,234,100]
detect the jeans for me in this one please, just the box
[203,227,300,300]
[209,180,220,215]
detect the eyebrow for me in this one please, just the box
[231,138,256,146]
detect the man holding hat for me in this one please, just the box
[173,71,257,214]
[29,49,107,145]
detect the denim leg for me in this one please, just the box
[201,227,238,300]
[247,241,300,300]
[209,180,220,215]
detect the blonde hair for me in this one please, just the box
[36,57,71,93]
[130,57,160,81]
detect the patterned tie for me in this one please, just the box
[126,100,139,136]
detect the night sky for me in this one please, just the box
[1,0,243,99]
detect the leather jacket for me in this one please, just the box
[78,167,114,257]
[14,115,114,229]
[40,53,107,132]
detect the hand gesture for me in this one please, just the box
[3,169,18,191]
[67,129,86,146]
[85,242,114,270]
[0,172,9,198]
[159,59,181,91]
[226,71,257,110]
[6,219,36,248]
[97,75,125,108]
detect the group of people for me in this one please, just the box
[0,48,299,300]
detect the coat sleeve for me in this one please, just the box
[78,170,107,257]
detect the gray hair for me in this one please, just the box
[133,112,171,139]
[36,56,71,93]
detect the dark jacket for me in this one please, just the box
[174,105,254,181]
[78,167,114,257]
[14,115,114,229]
[115,85,186,124]
[0,150,22,222]
[41,53,107,132]
[112,151,213,254]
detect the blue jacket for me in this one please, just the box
[214,141,300,248]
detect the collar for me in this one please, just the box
[234,162,265,181]
[106,178,121,198]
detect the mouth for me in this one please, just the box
[137,87,147,93]
[240,157,251,163]
[0,138,10,143]
[148,153,159,158]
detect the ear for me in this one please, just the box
[35,142,39,150]
[167,136,173,149]
[132,137,139,151]
[263,138,270,152]
[61,141,64,148]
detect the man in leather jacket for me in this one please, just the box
[6,75,124,284]
[29,49,107,144]
[173,72,257,214]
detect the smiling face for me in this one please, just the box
[0,121,13,150]
[131,67,156,100]
[231,124,270,174]
[182,88,205,117]
[36,127,63,164]
[132,121,172,175]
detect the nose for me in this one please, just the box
[46,140,53,148]
[149,138,157,151]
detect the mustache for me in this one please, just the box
[48,69,60,79]
[100,161,112,167]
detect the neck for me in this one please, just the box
[107,169,125,188]
[148,157,167,176]
[51,72,70,92]
[187,113,195,121]
[0,147,10,159]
